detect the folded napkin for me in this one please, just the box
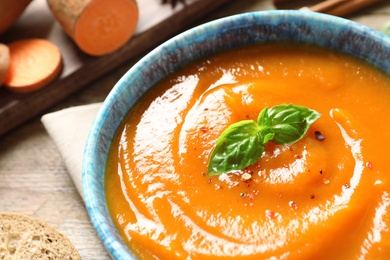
[41,103,102,199]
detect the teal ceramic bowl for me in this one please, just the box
[82,10,390,259]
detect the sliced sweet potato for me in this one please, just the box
[4,39,62,93]
[47,0,139,56]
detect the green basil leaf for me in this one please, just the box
[207,120,265,176]
[257,106,270,127]
[267,104,321,144]
[259,127,275,144]
[207,104,321,176]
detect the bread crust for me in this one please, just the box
[0,212,81,259]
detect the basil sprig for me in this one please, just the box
[207,104,321,176]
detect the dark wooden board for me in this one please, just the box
[0,0,232,137]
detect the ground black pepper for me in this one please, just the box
[315,131,325,141]
[289,201,298,209]
[366,162,373,169]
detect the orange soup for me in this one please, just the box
[105,43,390,259]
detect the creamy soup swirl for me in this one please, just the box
[106,44,390,259]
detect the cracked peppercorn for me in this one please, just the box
[315,131,325,141]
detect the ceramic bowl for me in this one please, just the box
[82,10,390,259]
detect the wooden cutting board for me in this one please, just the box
[0,0,232,137]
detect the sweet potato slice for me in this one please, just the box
[4,39,62,93]
[47,0,139,56]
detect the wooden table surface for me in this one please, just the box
[0,0,389,259]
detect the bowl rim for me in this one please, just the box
[82,10,390,259]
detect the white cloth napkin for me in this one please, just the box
[41,103,102,199]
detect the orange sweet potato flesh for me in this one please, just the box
[47,0,139,56]
[0,43,10,86]
[0,0,32,36]
[4,39,62,93]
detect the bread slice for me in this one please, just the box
[0,212,81,259]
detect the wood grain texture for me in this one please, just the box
[0,0,389,259]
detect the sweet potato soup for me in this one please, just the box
[105,43,390,259]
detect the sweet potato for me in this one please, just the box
[0,0,32,36]
[47,0,139,56]
[4,39,62,93]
